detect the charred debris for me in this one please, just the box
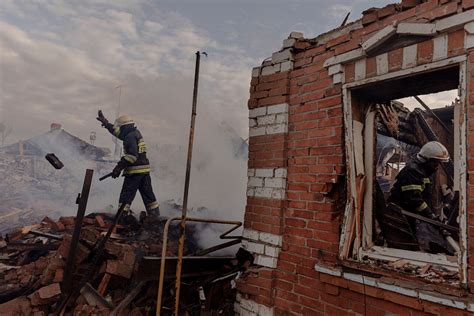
[0,208,251,315]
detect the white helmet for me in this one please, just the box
[114,115,134,127]
[417,141,450,163]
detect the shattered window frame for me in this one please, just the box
[339,56,468,285]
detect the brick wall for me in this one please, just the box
[237,1,474,315]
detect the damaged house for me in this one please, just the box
[237,0,474,315]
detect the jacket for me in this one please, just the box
[388,158,433,214]
[105,123,151,175]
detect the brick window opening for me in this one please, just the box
[339,59,468,285]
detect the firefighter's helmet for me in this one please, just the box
[417,141,450,163]
[114,115,134,127]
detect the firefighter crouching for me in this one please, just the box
[97,111,160,225]
[382,141,450,251]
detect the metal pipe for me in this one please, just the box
[413,96,451,136]
[174,51,201,315]
[155,217,242,315]
[63,169,93,294]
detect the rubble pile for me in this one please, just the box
[0,213,250,315]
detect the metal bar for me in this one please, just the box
[413,96,451,136]
[6,242,59,251]
[401,210,459,233]
[192,239,242,257]
[156,217,242,315]
[175,51,201,315]
[63,169,93,294]
[55,203,126,315]
[29,229,63,240]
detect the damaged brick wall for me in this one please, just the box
[238,0,474,315]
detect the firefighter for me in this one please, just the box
[383,141,450,250]
[96,110,160,222]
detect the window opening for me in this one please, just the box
[340,62,467,285]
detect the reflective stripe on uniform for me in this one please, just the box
[415,202,428,212]
[146,201,160,210]
[113,127,120,137]
[423,178,430,184]
[401,184,423,192]
[123,164,151,174]
[138,139,147,153]
[123,154,137,163]
[119,203,131,213]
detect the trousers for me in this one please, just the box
[119,173,159,212]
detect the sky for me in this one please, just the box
[0,0,401,148]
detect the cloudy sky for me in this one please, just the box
[0,0,403,149]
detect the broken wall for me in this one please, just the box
[237,0,474,315]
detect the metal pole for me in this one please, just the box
[174,51,201,315]
[63,169,93,293]
[413,95,451,136]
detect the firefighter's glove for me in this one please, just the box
[111,165,122,178]
[97,110,109,127]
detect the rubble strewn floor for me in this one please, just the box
[0,213,250,315]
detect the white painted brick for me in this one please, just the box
[240,298,259,314]
[264,177,286,189]
[465,22,474,49]
[280,60,294,72]
[433,34,448,61]
[332,73,343,84]
[282,38,296,48]
[255,168,274,177]
[240,240,249,248]
[265,245,280,257]
[272,49,293,63]
[376,53,388,75]
[289,31,303,39]
[271,189,286,200]
[249,107,266,118]
[249,127,266,137]
[248,177,264,187]
[266,124,287,135]
[256,255,278,268]
[260,232,283,246]
[328,64,342,76]
[258,304,274,316]
[261,64,280,76]
[241,309,257,316]
[251,67,261,77]
[247,168,256,177]
[275,113,288,124]
[436,9,474,32]
[257,114,276,125]
[397,22,435,36]
[246,188,255,197]
[274,168,287,178]
[466,34,474,50]
[242,228,260,241]
[267,103,289,114]
[234,302,242,314]
[249,118,257,128]
[354,58,366,80]
[254,187,273,198]
[402,44,417,69]
[245,241,265,254]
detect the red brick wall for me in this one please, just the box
[239,0,474,314]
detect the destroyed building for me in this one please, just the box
[236,0,474,315]
[0,124,113,233]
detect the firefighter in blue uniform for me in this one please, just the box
[383,141,450,250]
[97,110,160,220]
